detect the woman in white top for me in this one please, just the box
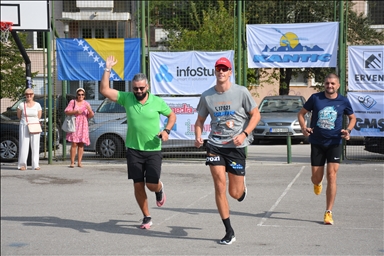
[17,88,42,170]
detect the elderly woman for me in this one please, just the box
[64,88,94,167]
[17,88,42,170]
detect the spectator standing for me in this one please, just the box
[17,88,42,170]
[64,88,94,168]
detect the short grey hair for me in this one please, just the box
[132,73,148,84]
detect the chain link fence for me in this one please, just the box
[1,1,383,163]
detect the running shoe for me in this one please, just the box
[140,216,152,229]
[314,182,322,195]
[220,231,236,245]
[237,176,247,202]
[324,210,334,225]
[155,181,166,207]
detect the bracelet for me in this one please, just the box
[243,131,249,137]
[104,68,111,72]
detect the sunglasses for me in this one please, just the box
[25,93,34,96]
[215,66,231,72]
[77,94,84,96]
[133,86,146,92]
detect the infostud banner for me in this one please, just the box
[57,38,141,81]
[347,92,384,137]
[150,51,235,95]
[246,22,339,68]
[161,97,211,140]
[348,45,384,91]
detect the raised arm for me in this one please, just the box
[100,56,119,102]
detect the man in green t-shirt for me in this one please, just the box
[100,55,176,229]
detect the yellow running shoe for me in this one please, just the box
[324,210,334,225]
[313,182,322,195]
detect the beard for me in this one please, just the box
[134,91,147,101]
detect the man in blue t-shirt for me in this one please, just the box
[298,73,356,225]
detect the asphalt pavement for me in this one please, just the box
[1,144,383,255]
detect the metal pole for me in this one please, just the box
[62,23,69,160]
[287,135,292,164]
[141,1,146,75]
[236,0,242,86]
[338,1,346,160]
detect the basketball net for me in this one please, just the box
[1,21,13,44]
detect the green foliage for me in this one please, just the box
[0,32,35,100]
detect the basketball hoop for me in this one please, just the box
[1,21,13,43]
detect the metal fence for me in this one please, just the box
[1,0,383,164]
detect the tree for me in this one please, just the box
[0,32,36,100]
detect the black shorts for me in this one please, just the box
[205,143,246,176]
[311,144,342,166]
[126,148,163,184]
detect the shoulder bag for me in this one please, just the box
[24,102,42,134]
[62,100,76,133]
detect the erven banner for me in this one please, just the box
[247,22,339,68]
[150,51,235,95]
[348,45,384,91]
[57,38,141,81]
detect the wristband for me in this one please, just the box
[163,129,171,134]
[346,129,351,134]
[104,68,111,72]
[243,131,249,137]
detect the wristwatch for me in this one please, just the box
[104,68,111,72]
[346,129,351,134]
[163,129,171,134]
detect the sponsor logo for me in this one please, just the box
[357,95,377,110]
[206,155,220,162]
[253,28,332,64]
[230,161,244,170]
[364,51,383,70]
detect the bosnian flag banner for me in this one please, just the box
[150,51,235,95]
[246,22,339,68]
[57,38,141,81]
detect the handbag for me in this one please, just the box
[24,102,42,134]
[62,100,76,133]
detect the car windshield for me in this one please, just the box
[259,98,303,113]
[96,99,125,113]
[9,97,55,110]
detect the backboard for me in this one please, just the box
[0,0,50,31]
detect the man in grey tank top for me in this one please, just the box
[194,57,261,245]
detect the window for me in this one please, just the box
[368,1,384,25]
[26,31,49,49]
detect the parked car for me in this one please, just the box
[85,117,203,158]
[253,95,310,144]
[2,94,76,137]
[89,98,125,125]
[364,137,384,154]
[0,114,60,162]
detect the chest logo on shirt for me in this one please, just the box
[226,120,234,128]
[317,106,337,130]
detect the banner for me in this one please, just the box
[160,97,211,140]
[149,51,235,95]
[348,92,384,137]
[247,22,339,68]
[348,45,384,91]
[57,38,141,81]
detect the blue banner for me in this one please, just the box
[57,38,141,81]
